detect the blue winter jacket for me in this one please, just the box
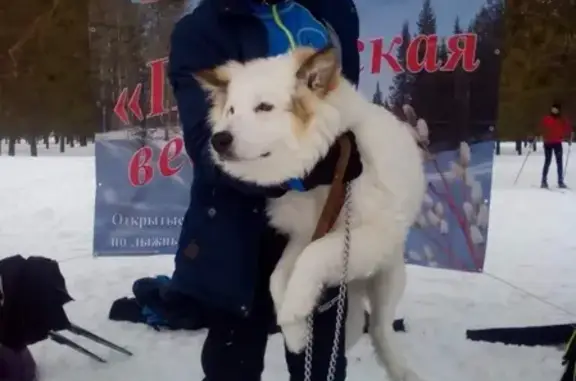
[168,0,360,317]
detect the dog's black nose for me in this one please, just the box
[211,131,234,154]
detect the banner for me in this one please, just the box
[92,0,503,272]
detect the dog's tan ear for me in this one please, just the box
[295,44,340,96]
[193,67,229,94]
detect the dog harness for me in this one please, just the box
[311,135,351,239]
[304,134,352,381]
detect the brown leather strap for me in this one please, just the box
[311,135,352,241]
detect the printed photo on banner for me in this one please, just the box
[91,0,504,273]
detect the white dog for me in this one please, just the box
[195,45,425,381]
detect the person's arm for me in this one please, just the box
[168,15,286,197]
[538,116,548,141]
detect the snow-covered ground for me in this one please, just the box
[1,142,575,381]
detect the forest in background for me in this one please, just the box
[1,0,576,155]
[0,0,189,155]
[375,0,503,152]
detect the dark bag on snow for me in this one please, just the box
[109,276,207,331]
[0,346,37,381]
[0,255,72,350]
[0,255,132,363]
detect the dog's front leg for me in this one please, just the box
[270,238,308,314]
[278,224,398,337]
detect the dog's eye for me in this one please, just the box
[228,106,234,115]
[254,102,274,112]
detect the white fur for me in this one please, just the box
[202,50,426,381]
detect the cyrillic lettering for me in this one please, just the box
[443,33,480,72]
[357,40,365,72]
[406,34,439,73]
[158,137,185,177]
[128,146,154,186]
[112,213,124,225]
[370,37,403,74]
[147,58,169,117]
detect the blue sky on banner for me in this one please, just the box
[355,0,488,99]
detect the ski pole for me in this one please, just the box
[513,145,533,185]
[68,323,133,356]
[564,135,573,180]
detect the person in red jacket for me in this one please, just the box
[540,102,572,188]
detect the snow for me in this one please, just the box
[1,141,575,380]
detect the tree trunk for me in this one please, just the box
[8,137,16,156]
[29,136,38,157]
[495,140,500,155]
[44,135,50,149]
[515,140,522,155]
[79,135,88,146]
[68,136,75,148]
[59,135,65,153]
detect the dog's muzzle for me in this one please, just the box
[211,131,234,156]
[211,131,271,161]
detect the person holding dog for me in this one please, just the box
[168,0,362,380]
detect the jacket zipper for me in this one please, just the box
[270,5,344,71]
[271,4,297,49]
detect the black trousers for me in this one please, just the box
[542,142,564,183]
[201,230,347,381]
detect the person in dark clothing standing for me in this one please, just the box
[167,0,362,380]
[540,102,571,188]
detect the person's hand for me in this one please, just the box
[285,131,363,191]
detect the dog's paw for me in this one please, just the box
[277,273,321,325]
[277,288,317,326]
[282,321,308,354]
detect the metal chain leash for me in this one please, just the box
[303,181,352,381]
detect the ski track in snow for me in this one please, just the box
[0,142,575,380]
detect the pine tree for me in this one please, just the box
[372,82,384,106]
[388,21,413,109]
[383,99,392,111]
[416,0,437,36]
[411,0,438,127]
[453,16,462,34]
[437,38,448,64]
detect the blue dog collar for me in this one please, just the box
[286,178,306,192]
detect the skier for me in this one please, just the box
[168,0,363,380]
[540,102,571,188]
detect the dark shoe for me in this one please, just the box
[559,182,568,189]
[541,181,549,189]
